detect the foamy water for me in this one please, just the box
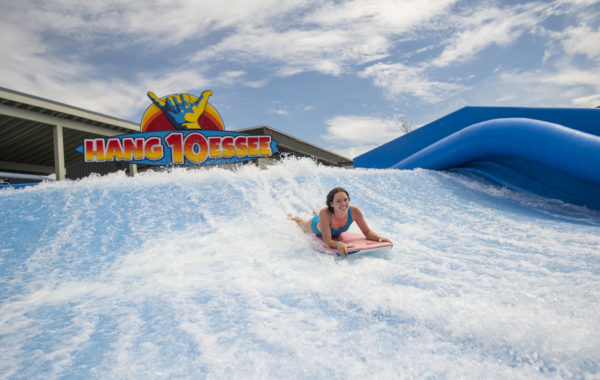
[1,158,599,379]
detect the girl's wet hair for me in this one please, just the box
[326,187,350,213]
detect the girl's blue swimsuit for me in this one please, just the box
[311,208,353,237]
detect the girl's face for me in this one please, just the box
[331,191,349,213]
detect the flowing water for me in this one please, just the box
[1,158,599,379]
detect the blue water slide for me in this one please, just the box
[354,107,600,209]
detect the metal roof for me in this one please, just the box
[237,125,353,167]
[0,87,139,176]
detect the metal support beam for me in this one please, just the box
[0,171,55,181]
[53,125,66,180]
[0,161,54,174]
[128,164,137,177]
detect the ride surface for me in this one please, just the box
[1,159,599,378]
[354,107,600,209]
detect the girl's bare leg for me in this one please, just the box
[288,213,314,234]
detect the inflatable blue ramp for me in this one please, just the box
[353,107,600,209]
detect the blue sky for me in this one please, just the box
[1,0,599,159]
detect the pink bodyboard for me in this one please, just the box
[316,232,392,256]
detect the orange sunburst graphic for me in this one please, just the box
[140,92,225,132]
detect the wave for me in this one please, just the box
[1,158,599,378]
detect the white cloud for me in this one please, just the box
[1,0,598,127]
[572,93,600,107]
[0,22,142,118]
[305,0,456,33]
[139,70,212,97]
[359,62,462,103]
[430,2,546,68]
[193,0,457,77]
[540,67,600,87]
[18,0,308,46]
[270,108,289,116]
[244,79,269,88]
[331,144,376,161]
[0,0,313,114]
[322,114,409,147]
[560,24,600,60]
[196,26,390,77]
[466,65,600,108]
[267,102,315,117]
[0,0,540,112]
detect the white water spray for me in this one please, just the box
[1,158,599,379]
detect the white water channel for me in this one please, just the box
[1,158,599,379]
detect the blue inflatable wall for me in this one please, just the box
[353,107,600,209]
